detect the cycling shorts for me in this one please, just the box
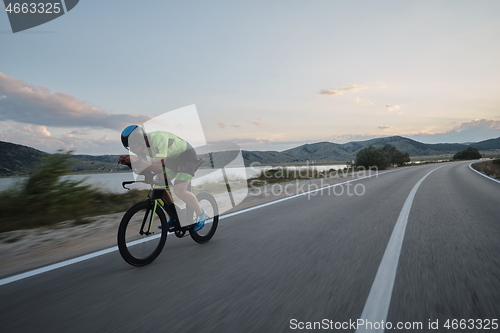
[162,144,199,182]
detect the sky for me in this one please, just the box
[1,0,499,155]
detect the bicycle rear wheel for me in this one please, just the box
[189,192,219,244]
[117,200,167,266]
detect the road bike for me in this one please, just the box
[117,165,219,266]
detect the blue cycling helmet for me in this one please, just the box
[121,125,145,149]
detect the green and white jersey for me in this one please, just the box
[147,131,188,159]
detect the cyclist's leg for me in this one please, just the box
[173,179,203,216]
[160,167,176,205]
[162,189,173,205]
[166,146,203,218]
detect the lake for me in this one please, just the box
[0,164,348,193]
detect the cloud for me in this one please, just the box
[319,84,368,96]
[377,125,392,130]
[216,120,241,128]
[319,89,342,96]
[247,118,264,126]
[219,137,273,145]
[215,137,321,152]
[69,128,93,136]
[0,121,122,154]
[328,133,384,143]
[0,72,151,130]
[454,119,500,132]
[354,97,374,106]
[384,104,401,111]
[409,119,500,143]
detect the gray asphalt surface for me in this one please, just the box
[0,161,499,332]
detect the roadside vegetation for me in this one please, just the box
[453,146,482,160]
[472,158,500,179]
[0,151,147,233]
[355,145,410,170]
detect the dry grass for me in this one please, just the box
[0,188,149,233]
[472,159,500,179]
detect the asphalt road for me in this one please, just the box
[0,161,499,333]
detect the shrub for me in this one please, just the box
[453,147,481,160]
[355,146,390,170]
[381,145,411,167]
[0,151,147,232]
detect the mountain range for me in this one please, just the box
[1,136,499,176]
[239,135,500,166]
[0,141,129,177]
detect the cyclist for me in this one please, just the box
[118,125,206,231]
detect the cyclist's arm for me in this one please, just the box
[118,155,132,168]
[130,155,164,170]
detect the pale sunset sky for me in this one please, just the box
[1,1,499,154]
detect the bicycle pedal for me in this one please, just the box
[174,229,187,238]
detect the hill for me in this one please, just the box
[0,141,128,177]
[0,141,48,176]
[470,137,500,150]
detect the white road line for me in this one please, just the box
[0,247,118,287]
[0,165,416,287]
[355,165,446,333]
[469,162,500,184]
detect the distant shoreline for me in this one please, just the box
[0,170,131,179]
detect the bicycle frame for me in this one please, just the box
[140,200,157,236]
[121,158,204,232]
[117,158,217,266]
[122,175,193,234]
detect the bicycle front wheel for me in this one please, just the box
[189,192,219,244]
[117,201,167,266]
